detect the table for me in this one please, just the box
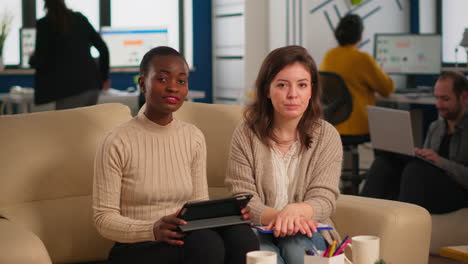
[377,93,435,105]
[0,89,206,115]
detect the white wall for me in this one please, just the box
[419,0,437,34]
[441,0,468,64]
[269,0,410,65]
[268,0,410,88]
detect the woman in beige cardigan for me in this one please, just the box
[225,45,343,264]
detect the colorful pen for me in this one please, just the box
[333,235,349,255]
[333,237,352,256]
[328,241,337,258]
[311,244,321,256]
[322,245,330,257]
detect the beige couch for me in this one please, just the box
[0,102,431,264]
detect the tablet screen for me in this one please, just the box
[178,194,252,221]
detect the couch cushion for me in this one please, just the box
[174,102,244,189]
[0,219,52,264]
[0,103,132,263]
[1,195,113,263]
[430,208,468,255]
[0,103,132,205]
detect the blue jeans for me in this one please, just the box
[252,228,327,264]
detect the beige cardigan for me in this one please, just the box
[225,120,343,242]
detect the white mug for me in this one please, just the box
[246,250,277,264]
[345,235,380,264]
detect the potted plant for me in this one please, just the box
[0,10,13,71]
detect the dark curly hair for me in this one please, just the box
[438,71,468,98]
[334,14,363,46]
[139,46,187,76]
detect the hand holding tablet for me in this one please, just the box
[177,194,253,232]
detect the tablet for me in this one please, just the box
[177,194,253,232]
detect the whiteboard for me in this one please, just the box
[374,34,441,75]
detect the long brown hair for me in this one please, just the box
[44,0,73,33]
[244,45,322,149]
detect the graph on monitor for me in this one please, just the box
[374,34,441,75]
[101,27,169,68]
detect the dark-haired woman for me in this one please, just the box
[31,0,109,110]
[320,14,394,136]
[225,45,343,264]
[93,46,258,264]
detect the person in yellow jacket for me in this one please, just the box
[320,14,395,136]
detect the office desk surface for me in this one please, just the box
[377,93,435,105]
[0,89,206,115]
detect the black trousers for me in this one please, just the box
[361,150,468,214]
[108,224,259,264]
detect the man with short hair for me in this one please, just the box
[361,71,468,214]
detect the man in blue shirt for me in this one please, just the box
[362,71,468,214]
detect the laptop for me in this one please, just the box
[366,105,441,168]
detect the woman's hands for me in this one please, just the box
[265,203,317,238]
[241,206,254,226]
[153,205,253,246]
[153,212,186,246]
[102,79,111,91]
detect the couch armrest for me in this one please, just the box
[0,219,52,264]
[332,195,431,264]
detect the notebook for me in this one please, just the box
[177,194,252,232]
[366,105,441,168]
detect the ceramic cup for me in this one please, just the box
[347,235,380,264]
[246,250,277,264]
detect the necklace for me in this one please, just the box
[272,131,298,145]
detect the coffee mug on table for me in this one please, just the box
[346,235,380,264]
[246,250,277,264]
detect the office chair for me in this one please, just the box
[319,71,369,195]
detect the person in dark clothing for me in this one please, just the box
[361,71,468,214]
[30,0,109,110]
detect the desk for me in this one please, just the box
[0,91,139,115]
[0,89,206,115]
[377,93,435,105]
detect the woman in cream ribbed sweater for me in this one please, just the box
[93,46,258,264]
[225,46,343,264]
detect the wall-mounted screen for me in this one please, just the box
[374,34,441,75]
[19,28,36,68]
[100,27,169,68]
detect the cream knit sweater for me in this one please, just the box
[93,111,208,243]
[225,120,343,241]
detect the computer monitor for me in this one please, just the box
[20,27,36,68]
[374,34,442,75]
[100,27,169,68]
[19,27,99,68]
